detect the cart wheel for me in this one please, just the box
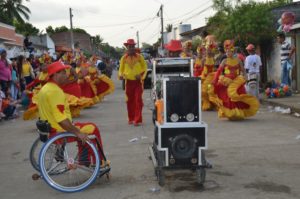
[196,167,206,185]
[156,169,165,186]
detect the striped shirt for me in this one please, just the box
[280,41,291,63]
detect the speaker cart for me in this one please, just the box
[149,59,211,186]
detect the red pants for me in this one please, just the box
[125,80,143,123]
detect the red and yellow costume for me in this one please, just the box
[180,40,193,58]
[201,56,216,111]
[119,51,147,124]
[76,64,99,104]
[88,66,115,101]
[38,79,104,161]
[61,67,94,117]
[208,40,259,120]
[23,70,48,120]
[200,43,217,111]
[193,45,205,77]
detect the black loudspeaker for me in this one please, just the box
[154,124,207,167]
[164,77,201,123]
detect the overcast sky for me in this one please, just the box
[24,0,299,47]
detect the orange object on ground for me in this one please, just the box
[155,99,164,124]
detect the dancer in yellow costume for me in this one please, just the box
[201,42,217,111]
[193,45,205,77]
[208,40,259,120]
[180,40,193,58]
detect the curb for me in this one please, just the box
[261,99,300,114]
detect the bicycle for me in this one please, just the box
[30,120,111,193]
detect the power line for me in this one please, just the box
[144,23,161,44]
[173,4,213,26]
[137,16,159,33]
[81,17,157,28]
[164,0,212,23]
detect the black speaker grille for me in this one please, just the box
[160,127,206,166]
[166,78,200,122]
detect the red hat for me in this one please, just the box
[47,61,70,77]
[246,44,255,51]
[164,40,182,52]
[124,39,136,46]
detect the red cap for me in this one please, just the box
[246,44,255,51]
[164,40,182,52]
[124,39,136,46]
[47,61,70,77]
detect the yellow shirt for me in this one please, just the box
[37,81,72,132]
[22,62,32,77]
[38,72,48,81]
[119,53,147,80]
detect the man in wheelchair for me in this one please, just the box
[37,61,105,165]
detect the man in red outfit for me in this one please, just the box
[118,39,147,126]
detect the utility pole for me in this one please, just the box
[69,8,74,52]
[160,4,164,49]
[136,31,140,48]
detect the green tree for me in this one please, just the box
[141,42,152,49]
[45,25,55,35]
[0,0,31,25]
[73,28,87,34]
[91,35,104,50]
[13,20,39,35]
[54,26,69,33]
[207,0,290,47]
[165,24,173,32]
[191,37,202,52]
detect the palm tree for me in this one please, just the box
[91,35,104,50]
[166,24,173,32]
[0,0,31,25]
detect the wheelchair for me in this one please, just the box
[30,120,111,193]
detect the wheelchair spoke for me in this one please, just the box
[39,133,100,192]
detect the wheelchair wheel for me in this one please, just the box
[30,137,43,171]
[39,133,100,193]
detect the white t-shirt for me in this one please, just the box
[245,54,262,73]
[95,60,103,67]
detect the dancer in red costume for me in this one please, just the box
[208,40,259,120]
[118,39,147,126]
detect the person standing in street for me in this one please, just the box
[245,44,262,99]
[277,33,295,86]
[118,39,147,126]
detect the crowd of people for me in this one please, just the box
[0,48,115,121]
[161,34,264,120]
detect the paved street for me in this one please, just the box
[1,72,300,199]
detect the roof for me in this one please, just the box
[180,26,206,37]
[0,22,24,46]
